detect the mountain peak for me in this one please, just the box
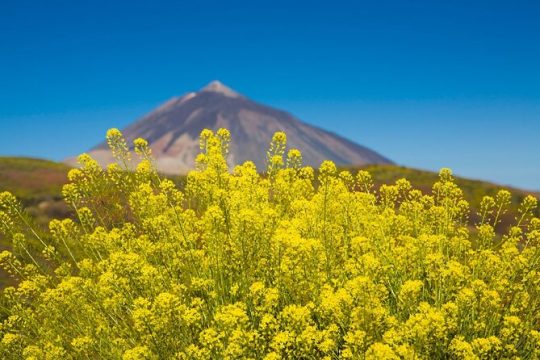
[78,82,392,174]
[200,80,241,98]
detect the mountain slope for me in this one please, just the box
[73,81,392,174]
[0,157,71,245]
[0,157,69,201]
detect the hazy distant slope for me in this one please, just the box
[72,81,392,174]
[0,157,71,231]
[0,157,69,200]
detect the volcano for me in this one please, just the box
[73,81,392,174]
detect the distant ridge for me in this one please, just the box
[68,81,393,174]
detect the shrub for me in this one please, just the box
[0,128,539,359]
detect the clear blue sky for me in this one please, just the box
[1,0,539,190]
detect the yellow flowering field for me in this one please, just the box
[0,128,539,359]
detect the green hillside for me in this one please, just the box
[360,164,537,205]
[0,157,70,200]
[0,157,72,220]
[0,157,71,233]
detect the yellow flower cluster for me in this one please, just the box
[0,128,539,359]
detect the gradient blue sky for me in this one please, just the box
[1,0,539,190]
